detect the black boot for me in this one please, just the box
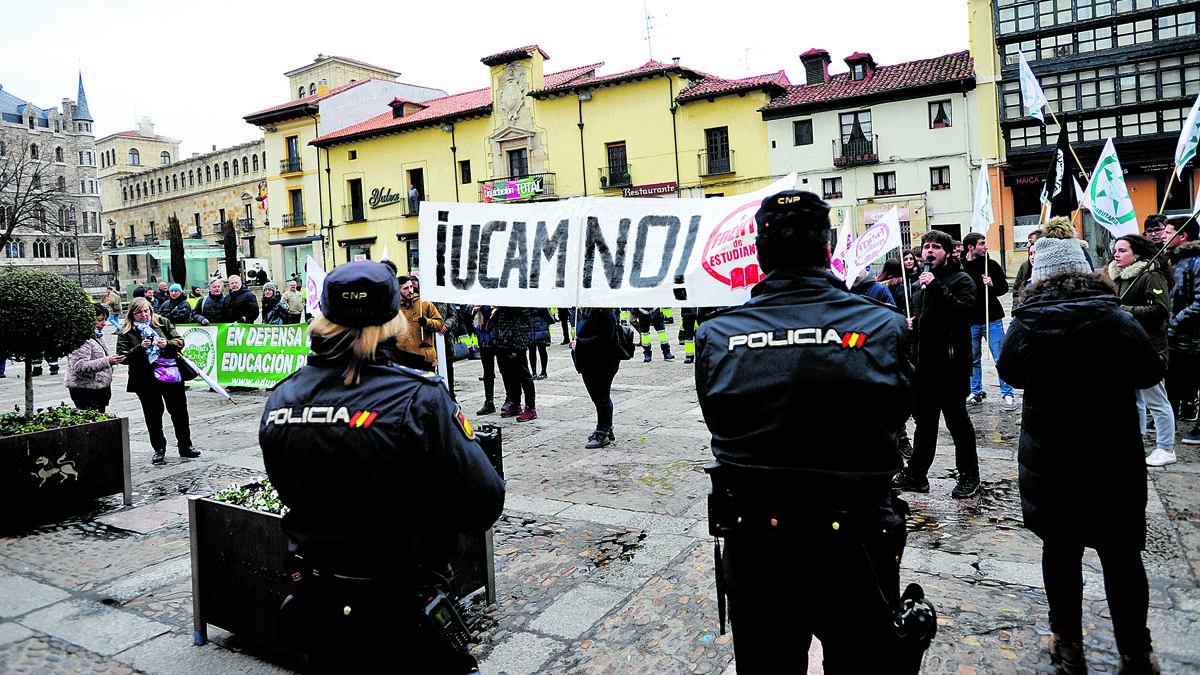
[662,348,675,361]
[152,448,167,465]
[1049,634,1087,675]
[179,446,201,458]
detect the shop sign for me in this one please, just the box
[482,176,544,202]
[622,182,678,198]
[369,187,401,209]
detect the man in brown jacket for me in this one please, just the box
[396,276,443,369]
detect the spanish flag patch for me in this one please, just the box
[454,405,475,440]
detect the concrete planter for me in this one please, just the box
[0,417,132,528]
[189,424,502,648]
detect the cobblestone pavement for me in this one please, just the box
[1,316,1199,674]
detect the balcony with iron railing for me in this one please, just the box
[280,156,303,175]
[281,212,306,229]
[598,164,632,189]
[698,150,734,177]
[237,217,255,232]
[833,135,879,167]
[477,173,556,202]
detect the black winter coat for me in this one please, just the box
[195,294,226,324]
[1169,240,1200,354]
[996,286,1163,548]
[573,309,621,376]
[159,296,195,325]
[492,307,531,353]
[961,255,1009,323]
[115,319,185,394]
[225,287,260,324]
[910,261,976,374]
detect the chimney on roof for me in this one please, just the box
[844,52,877,82]
[672,57,680,65]
[138,116,154,138]
[799,49,832,86]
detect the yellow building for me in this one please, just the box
[97,118,181,214]
[311,45,788,272]
[244,56,446,280]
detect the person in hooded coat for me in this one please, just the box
[997,236,1164,675]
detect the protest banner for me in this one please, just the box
[844,206,902,288]
[304,255,325,315]
[417,175,796,307]
[179,323,309,389]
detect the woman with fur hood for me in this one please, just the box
[1102,233,1175,467]
[997,238,1164,675]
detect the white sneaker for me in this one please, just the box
[1002,394,1017,410]
[1146,448,1177,467]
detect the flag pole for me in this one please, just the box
[901,257,912,320]
[1159,171,1177,215]
[1117,223,1192,301]
[1045,108,1091,182]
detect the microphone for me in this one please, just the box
[921,261,932,291]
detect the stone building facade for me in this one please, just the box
[99,139,268,289]
[0,76,105,286]
[96,118,180,213]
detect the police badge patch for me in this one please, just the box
[454,405,476,440]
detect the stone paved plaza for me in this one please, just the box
[1,323,1199,674]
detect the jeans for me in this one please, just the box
[1042,539,1151,655]
[909,370,978,481]
[970,320,1013,397]
[1136,379,1175,451]
[580,370,616,432]
[135,384,193,450]
[107,314,121,331]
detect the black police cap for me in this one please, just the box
[319,261,401,327]
[754,190,831,231]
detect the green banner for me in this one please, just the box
[179,323,310,389]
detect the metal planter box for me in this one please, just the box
[0,417,132,528]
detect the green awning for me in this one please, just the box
[145,247,237,260]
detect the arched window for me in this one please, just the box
[129,148,140,165]
[242,157,249,174]
[189,170,194,186]
[158,178,163,193]
[30,144,38,159]
[213,163,220,179]
[110,149,116,166]
[142,181,147,196]
[58,240,76,258]
[150,180,155,195]
[173,175,179,190]
[5,241,25,258]
[252,154,259,172]
[299,87,306,98]
[32,238,52,258]
[206,166,211,182]
[223,161,230,178]
[123,187,128,201]
[309,83,316,96]
[136,184,141,199]
[160,151,171,164]
[55,147,64,162]
[233,159,239,176]
[57,176,65,189]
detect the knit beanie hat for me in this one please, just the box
[1030,236,1092,283]
[264,282,279,293]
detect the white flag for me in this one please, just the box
[1176,93,1200,180]
[304,255,326,315]
[1018,52,1049,123]
[1087,138,1139,237]
[829,214,854,282]
[971,159,995,234]
[845,206,902,289]
[1073,176,1087,208]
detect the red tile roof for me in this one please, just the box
[244,79,373,120]
[676,71,791,102]
[543,62,604,88]
[312,63,604,145]
[481,45,550,65]
[799,48,830,59]
[761,51,973,111]
[532,60,707,97]
[845,52,874,62]
[388,98,428,109]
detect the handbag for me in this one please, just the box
[153,358,182,383]
[176,356,199,381]
[614,324,636,360]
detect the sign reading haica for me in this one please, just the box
[482,176,544,202]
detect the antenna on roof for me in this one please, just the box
[643,0,655,61]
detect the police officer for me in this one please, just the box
[260,261,505,674]
[695,191,925,673]
[630,307,675,362]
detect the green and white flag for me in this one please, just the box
[971,158,995,234]
[1175,93,1200,179]
[1018,52,1049,123]
[1087,138,1139,237]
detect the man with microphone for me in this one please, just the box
[894,230,981,499]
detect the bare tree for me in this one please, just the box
[0,140,71,250]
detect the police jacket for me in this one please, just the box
[910,261,976,374]
[260,347,505,578]
[695,268,914,497]
[226,287,260,324]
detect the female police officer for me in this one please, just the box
[261,261,505,673]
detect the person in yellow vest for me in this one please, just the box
[630,308,675,363]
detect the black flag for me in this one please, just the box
[1044,128,1077,217]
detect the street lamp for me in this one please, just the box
[69,217,81,286]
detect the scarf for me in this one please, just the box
[135,321,160,363]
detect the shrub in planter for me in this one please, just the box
[0,266,96,418]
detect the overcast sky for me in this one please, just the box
[3,0,970,157]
